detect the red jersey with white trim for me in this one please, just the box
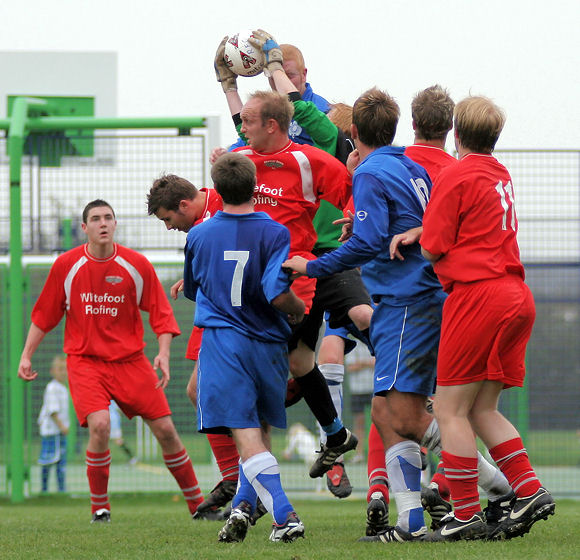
[194,188,223,226]
[234,140,351,257]
[421,153,525,292]
[404,144,456,181]
[31,243,180,361]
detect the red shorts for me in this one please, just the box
[67,353,171,427]
[437,275,535,388]
[186,326,204,361]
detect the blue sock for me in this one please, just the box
[321,417,344,437]
[243,452,293,525]
[232,462,257,513]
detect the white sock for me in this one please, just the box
[386,440,426,534]
[318,364,344,445]
[477,450,511,500]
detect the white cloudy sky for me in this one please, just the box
[1,0,578,151]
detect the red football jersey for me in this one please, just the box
[404,144,456,181]
[194,187,223,226]
[31,243,180,361]
[421,153,525,292]
[234,140,351,257]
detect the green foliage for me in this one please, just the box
[0,494,577,560]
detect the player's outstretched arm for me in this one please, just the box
[281,256,309,278]
[18,323,48,382]
[214,36,243,116]
[153,333,173,389]
[249,29,284,77]
[390,226,423,260]
[272,290,306,326]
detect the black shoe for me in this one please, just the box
[365,491,390,536]
[197,479,237,513]
[326,462,352,499]
[269,511,305,542]
[90,508,111,524]
[488,487,555,540]
[421,486,452,530]
[192,508,224,521]
[309,430,358,478]
[483,490,515,531]
[424,512,487,542]
[217,501,252,543]
[359,525,425,543]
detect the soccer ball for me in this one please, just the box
[223,30,265,77]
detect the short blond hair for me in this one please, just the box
[248,90,295,134]
[280,44,305,73]
[454,96,505,153]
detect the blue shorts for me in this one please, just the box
[323,311,374,356]
[372,291,445,396]
[197,327,288,433]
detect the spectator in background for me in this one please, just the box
[38,354,70,493]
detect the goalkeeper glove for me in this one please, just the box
[249,28,283,77]
[214,36,238,92]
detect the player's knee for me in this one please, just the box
[186,383,197,405]
[89,419,111,444]
[347,304,373,331]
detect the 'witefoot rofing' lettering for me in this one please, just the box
[80,292,124,318]
[80,292,125,304]
[85,304,118,317]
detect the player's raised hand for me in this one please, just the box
[249,29,283,77]
[18,357,38,382]
[389,226,423,260]
[346,149,360,175]
[153,353,170,389]
[214,36,238,93]
[210,146,227,164]
[170,278,184,300]
[334,210,355,242]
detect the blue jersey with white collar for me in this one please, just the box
[184,211,293,342]
[307,146,441,305]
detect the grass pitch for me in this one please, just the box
[0,494,576,559]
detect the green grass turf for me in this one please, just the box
[0,494,577,559]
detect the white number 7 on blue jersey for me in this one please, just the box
[224,250,249,307]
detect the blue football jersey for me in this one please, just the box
[184,211,293,342]
[308,146,441,305]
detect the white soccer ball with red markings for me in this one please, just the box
[223,30,265,77]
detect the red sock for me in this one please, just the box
[206,433,240,481]
[489,437,540,498]
[430,460,451,501]
[441,451,480,521]
[86,450,111,513]
[164,449,203,514]
[366,423,389,503]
